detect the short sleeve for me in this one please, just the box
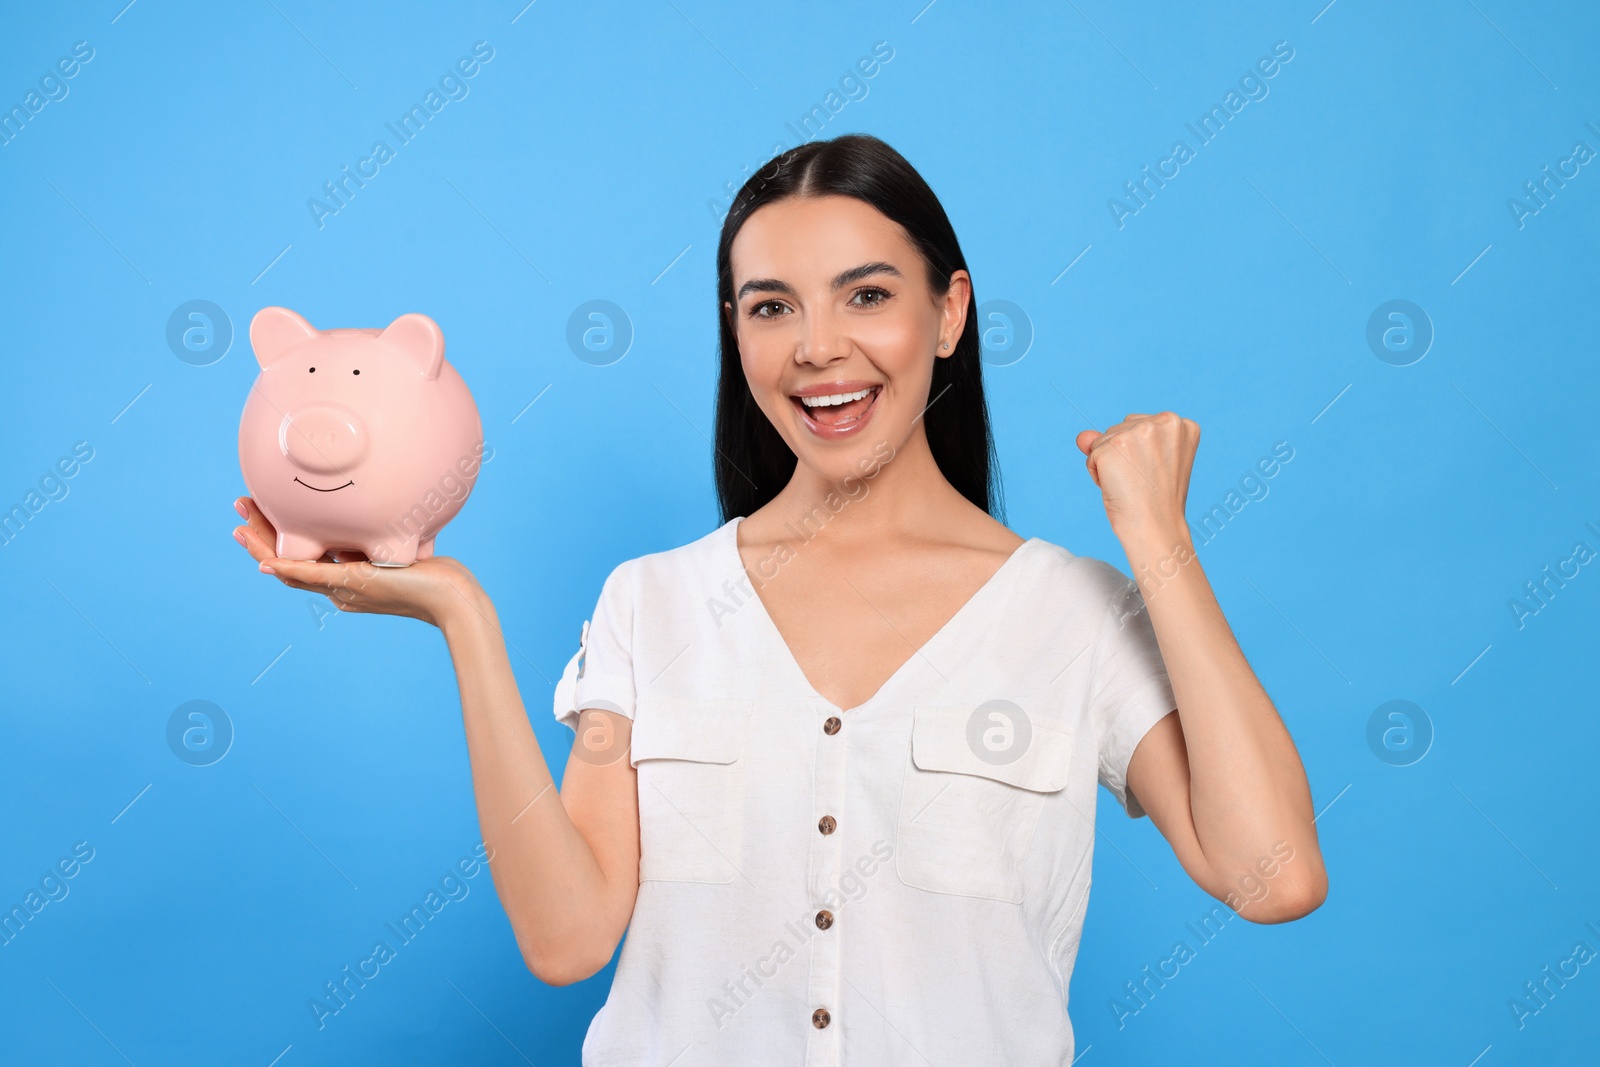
[1089,569,1178,819]
[552,560,637,732]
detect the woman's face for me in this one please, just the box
[725,194,970,486]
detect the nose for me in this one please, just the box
[279,405,368,474]
[798,305,849,366]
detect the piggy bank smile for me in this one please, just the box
[238,306,484,566]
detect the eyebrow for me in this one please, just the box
[735,261,903,301]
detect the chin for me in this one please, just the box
[789,434,901,491]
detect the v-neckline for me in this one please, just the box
[726,516,1039,715]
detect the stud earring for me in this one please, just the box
[942,342,950,350]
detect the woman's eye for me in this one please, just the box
[747,289,888,318]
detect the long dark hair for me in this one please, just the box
[712,133,1003,524]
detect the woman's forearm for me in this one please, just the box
[437,585,616,981]
[1123,527,1326,908]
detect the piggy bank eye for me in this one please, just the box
[308,366,316,373]
[352,369,361,375]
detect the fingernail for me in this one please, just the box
[234,499,248,519]
[259,561,275,574]
[234,528,246,545]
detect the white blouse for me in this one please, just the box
[551,516,1177,1066]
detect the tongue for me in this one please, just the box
[810,393,872,426]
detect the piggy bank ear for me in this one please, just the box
[250,307,319,368]
[378,313,445,380]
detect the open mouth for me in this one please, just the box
[294,477,354,492]
[791,384,881,434]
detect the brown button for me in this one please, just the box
[818,815,836,835]
[823,716,841,735]
[815,909,833,930]
[813,1007,831,1028]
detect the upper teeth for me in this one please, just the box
[801,387,874,408]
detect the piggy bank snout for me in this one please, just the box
[279,405,369,474]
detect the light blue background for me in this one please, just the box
[2,1,1597,1063]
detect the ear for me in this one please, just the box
[250,306,319,368]
[377,313,445,380]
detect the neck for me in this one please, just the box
[761,426,966,548]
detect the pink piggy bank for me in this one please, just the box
[238,306,484,567]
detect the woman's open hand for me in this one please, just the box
[231,496,483,630]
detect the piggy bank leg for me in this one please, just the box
[415,537,436,561]
[277,531,328,561]
[365,535,420,568]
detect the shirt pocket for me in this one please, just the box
[629,694,756,884]
[894,703,1075,903]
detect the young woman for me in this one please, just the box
[233,134,1326,1064]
